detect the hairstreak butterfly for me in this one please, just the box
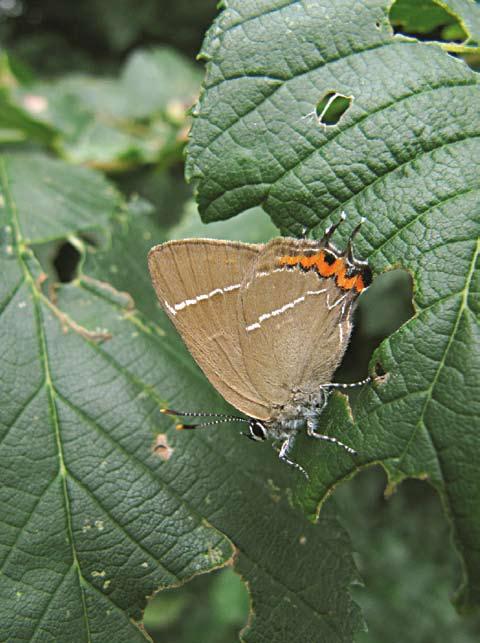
[148,214,373,478]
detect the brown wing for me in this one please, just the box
[148,238,272,420]
[237,238,358,407]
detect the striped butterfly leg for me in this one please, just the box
[323,375,372,391]
[306,417,357,456]
[303,376,372,456]
[278,435,309,479]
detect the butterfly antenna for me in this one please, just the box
[161,408,249,430]
[176,417,250,430]
[322,211,347,246]
[346,216,366,262]
[161,408,247,422]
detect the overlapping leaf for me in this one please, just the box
[186,0,480,610]
[0,155,363,642]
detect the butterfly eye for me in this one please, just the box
[249,420,267,441]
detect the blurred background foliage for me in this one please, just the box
[1,0,479,641]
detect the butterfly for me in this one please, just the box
[148,213,372,477]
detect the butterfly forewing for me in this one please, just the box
[148,239,272,420]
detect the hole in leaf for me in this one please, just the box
[375,362,386,377]
[53,241,81,283]
[315,91,353,127]
[389,0,468,44]
[143,567,249,640]
[375,20,381,29]
[338,269,414,384]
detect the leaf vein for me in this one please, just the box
[304,134,480,234]
[370,186,480,260]
[0,159,93,643]
[54,391,231,574]
[65,470,182,583]
[218,0,300,39]
[396,237,480,468]
[29,569,72,641]
[0,473,58,572]
[196,39,396,155]
[0,273,26,316]
[0,379,45,448]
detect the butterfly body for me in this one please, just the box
[251,387,328,439]
[149,215,372,477]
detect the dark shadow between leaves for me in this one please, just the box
[53,240,81,282]
[331,466,480,642]
[337,268,414,386]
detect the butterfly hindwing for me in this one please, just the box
[237,238,358,406]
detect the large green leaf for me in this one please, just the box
[0,157,233,641]
[0,155,363,642]
[186,0,480,611]
[83,201,364,641]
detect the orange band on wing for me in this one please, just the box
[279,254,303,266]
[335,266,357,291]
[355,275,366,293]
[316,254,342,277]
[279,251,367,293]
[279,251,343,278]
[279,251,340,276]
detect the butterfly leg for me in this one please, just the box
[278,435,309,479]
[306,419,357,456]
[323,375,371,391]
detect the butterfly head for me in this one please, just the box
[244,419,268,442]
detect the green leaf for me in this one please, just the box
[6,48,201,169]
[186,0,480,611]
[25,47,201,122]
[388,0,480,52]
[0,91,58,146]
[389,0,468,36]
[0,156,234,641]
[120,48,202,119]
[0,157,363,642]
[0,153,120,245]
